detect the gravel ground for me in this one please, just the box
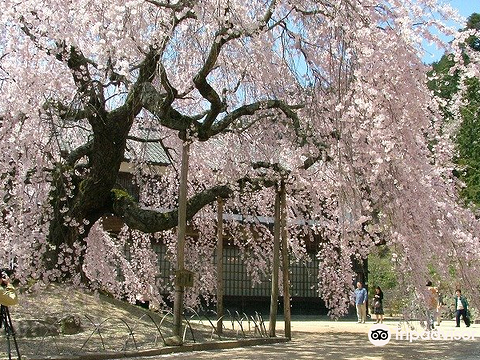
[0,284,253,359]
[120,319,480,360]
[2,285,479,360]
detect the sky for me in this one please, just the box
[423,1,480,62]
[449,0,479,18]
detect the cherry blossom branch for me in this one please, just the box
[108,3,194,121]
[43,100,93,123]
[145,0,196,11]
[111,175,278,232]
[140,82,198,131]
[292,3,332,17]
[193,1,277,130]
[19,18,105,125]
[53,45,106,120]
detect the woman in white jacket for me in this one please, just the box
[0,271,18,307]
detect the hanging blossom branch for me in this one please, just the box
[111,174,278,232]
[114,158,324,234]
[192,0,278,131]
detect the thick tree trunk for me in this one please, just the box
[46,113,131,279]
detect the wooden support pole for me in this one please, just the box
[216,197,224,334]
[280,180,291,339]
[268,186,281,337]
[172,141,190,341]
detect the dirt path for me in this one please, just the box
[132,318,480,360]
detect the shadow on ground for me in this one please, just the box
[142,329,480,360]
[0,284,271,359]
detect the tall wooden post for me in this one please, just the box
[268,186,281,337]
[280,180,291,339]
[172,141,190,341]
[216,197,224,334]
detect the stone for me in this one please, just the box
[15,319,59,337]
[60,314,83,335]
[164,335,183,346]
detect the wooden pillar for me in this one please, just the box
[216,197,224,334]
[172,141,190,341]
[268,186,281,337]
[280,180,291,339]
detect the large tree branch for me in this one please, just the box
[19,19,104,121]
[108,46,162,125]
[111,176,278,232]
[140,82,200,132]
[193,1,277,130]
[192,30,234,129]
[43,99,93,123]
[111,184,232,232]
[197,99,307,141]
[65,140,93,166]
[53,45,107,124]
[108,5,195,124]
[113,9,195,128]
[158,62,178,112]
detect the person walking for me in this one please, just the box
[426,281,438,330]
[436,284,445,326]
[354,282,368,323]
[454,289,470,327]
[373,286,384,323]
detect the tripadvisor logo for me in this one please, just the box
[396,328,476,342]
[368,324,391,346]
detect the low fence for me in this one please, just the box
[0,308,271,359]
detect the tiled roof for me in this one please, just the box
[125,129,170,165]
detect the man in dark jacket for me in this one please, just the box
[454,289,470,327]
